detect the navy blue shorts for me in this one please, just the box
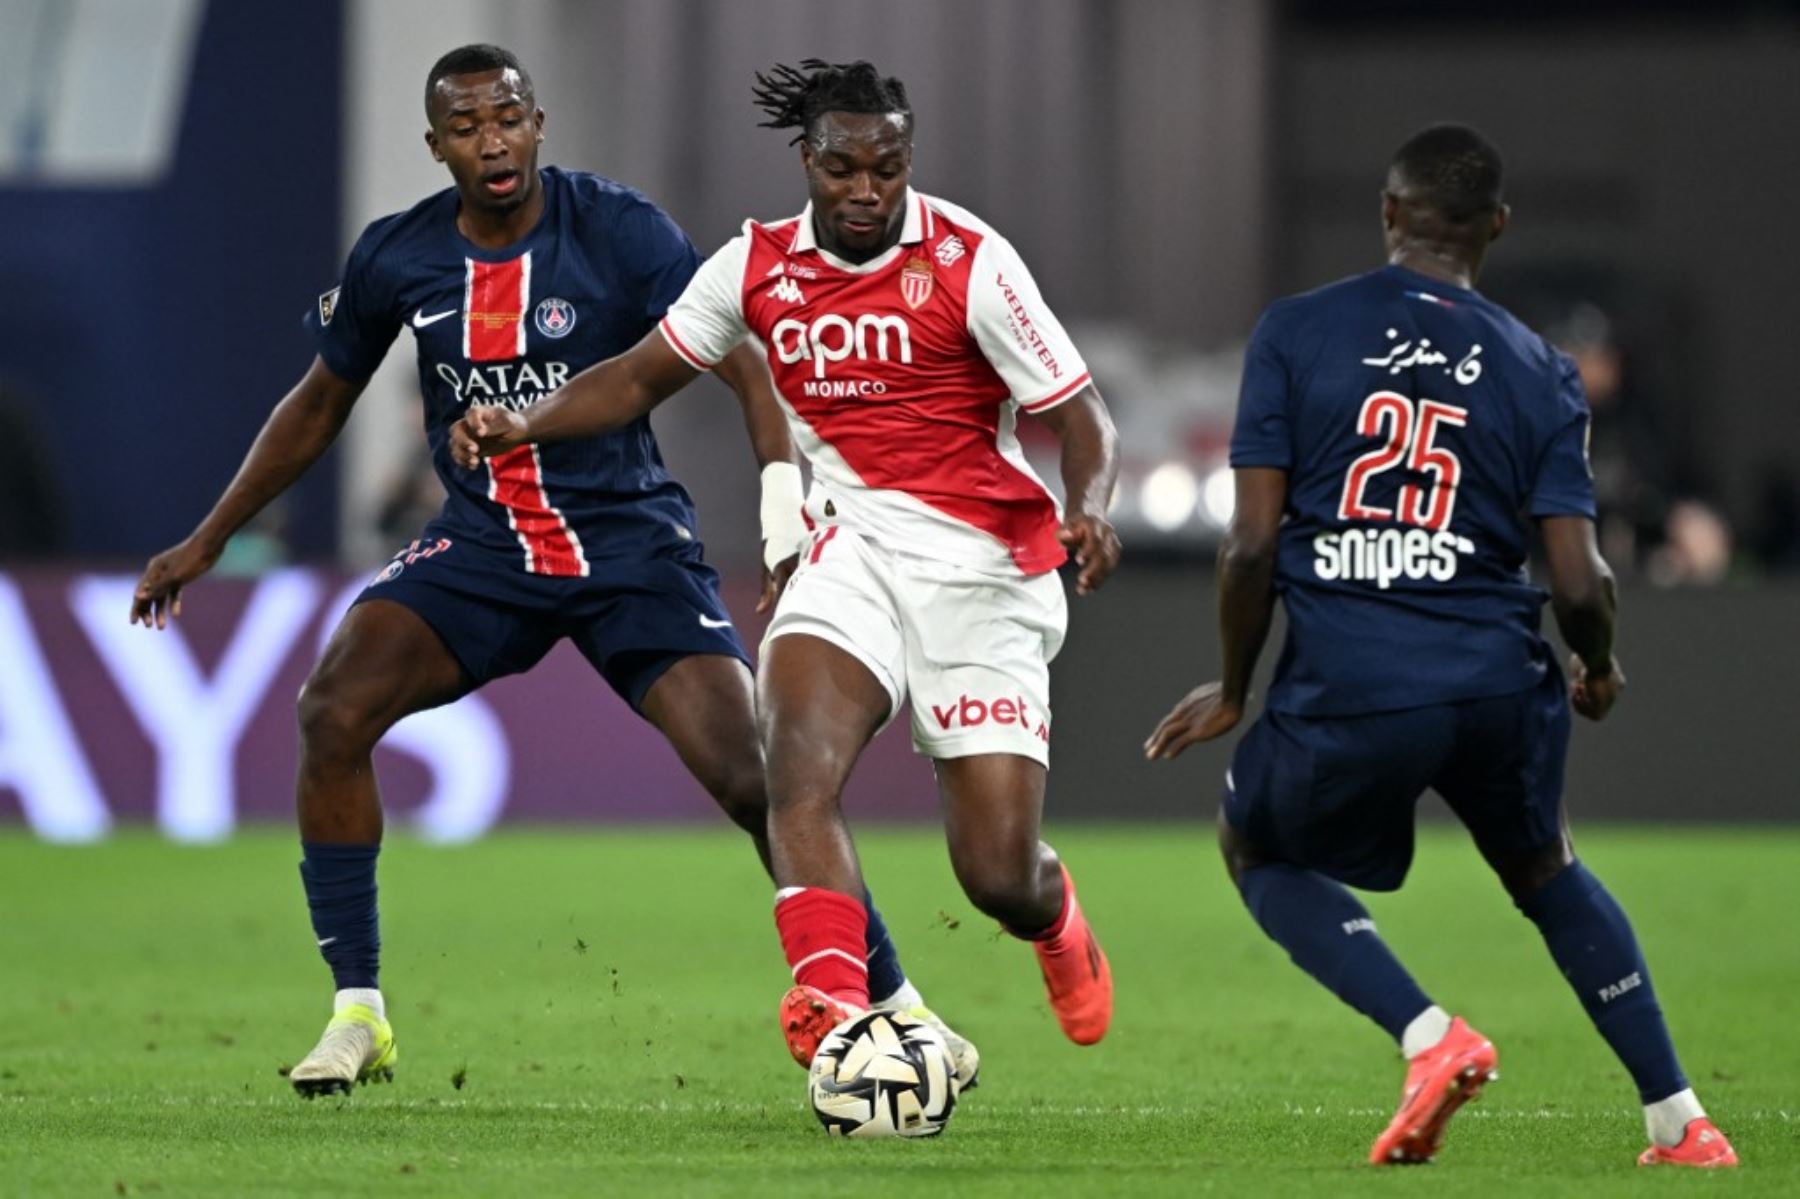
[1224,670,1570,891]
[352,530,751,711]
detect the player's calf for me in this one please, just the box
[1010,862,1112,1046]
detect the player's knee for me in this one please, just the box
[295,670,382,762]
[708,761,769,835]
[1496,837,1576,906]
[952,856,1049,927]
[1217,811,1272,890]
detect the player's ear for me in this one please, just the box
[1490,203,1511,244]
[425,129,444,162]
[1380,190,1399,234]
[534,108,546,143]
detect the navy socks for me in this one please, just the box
[298,842,381,990]
[1239,863,1434,1041]
[863,891,907,1002]
[296,844,908,1005]
[1519,860,1688,1102]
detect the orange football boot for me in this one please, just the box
[1032,864,1113,1045]
[778,984,856,1068]
[1638,1118,1739,1168]
[1368,1016,1498,1165]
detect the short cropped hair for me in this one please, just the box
[425,44,533,119]
[1389,124,1504,224]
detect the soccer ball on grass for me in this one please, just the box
[807,1009,958,1138]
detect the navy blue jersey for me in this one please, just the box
[1231,264,1596,716]
[305,166,703,576]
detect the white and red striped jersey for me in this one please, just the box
[659,191,1091,578]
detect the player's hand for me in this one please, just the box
[128,536,221,629]
[1569,653,1624,721]
[1059,513,1121,595]
[758,551,799,614]
[1144,682,1243,760]
[450,405,529,470]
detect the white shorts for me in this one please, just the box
[762,525,1068,766]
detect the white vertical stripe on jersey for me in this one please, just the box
[517,250,532,357]
[461,258,475,360]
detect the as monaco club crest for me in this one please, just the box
[534,296,576,338]
[900,255,934,310]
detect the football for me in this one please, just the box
[807,1009,959,1138]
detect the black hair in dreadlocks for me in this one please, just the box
[751,59,912,147]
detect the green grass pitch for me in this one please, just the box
[1,825,1794,1196]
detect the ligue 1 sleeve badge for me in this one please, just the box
[900,255,935,310]
[534,296,576,338]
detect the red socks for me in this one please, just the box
[774,887,870,1008]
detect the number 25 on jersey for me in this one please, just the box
[1337,392,1469,531]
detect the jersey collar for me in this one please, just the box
[788,189,930,273]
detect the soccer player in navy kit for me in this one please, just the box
[128,44,974,1097]
[1145,125,1736,1168]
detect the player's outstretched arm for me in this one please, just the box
[449,330,698,469]
[1145,467,1286,760]
[1541,514,1624,721]
[714,344,806,613]
[1032,387,1122,595]
[129,356,365,629]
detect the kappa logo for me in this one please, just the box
[933,235,966,267]
[534,297,576,339]
[318,286,340,326]
[768,277,806,304]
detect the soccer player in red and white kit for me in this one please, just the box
[453,59,1122,1075]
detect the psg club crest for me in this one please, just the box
[899,255,934,310]
[317,286,340,326]
[534,296,576,339]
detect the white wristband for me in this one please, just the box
[759,461,808,572]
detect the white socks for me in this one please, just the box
[1396,1004,1702,1148]
[334,988,385,1021]
[1400,1005,1453,1059]
[1644,1088,1704,1148]
[875,979,923,1010]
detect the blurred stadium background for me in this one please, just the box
[2,0,1796,838]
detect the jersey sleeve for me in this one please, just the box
[657,232,751,372]
[965,235,1091,413]
[615,199,704,328]
[303,222,401,383]
[1528,353,1598,518]
[1229,310,1293,469]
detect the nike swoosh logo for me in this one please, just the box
[412,308,457,328]
[698,615,733,629]
[316,937,338,948]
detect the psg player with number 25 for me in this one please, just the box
[1145,124,1736,1169]
[454,59,1124,1075]
[129,44,973,1098]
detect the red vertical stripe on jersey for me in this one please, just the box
[464,255,529,362]
[487,445,587,577]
